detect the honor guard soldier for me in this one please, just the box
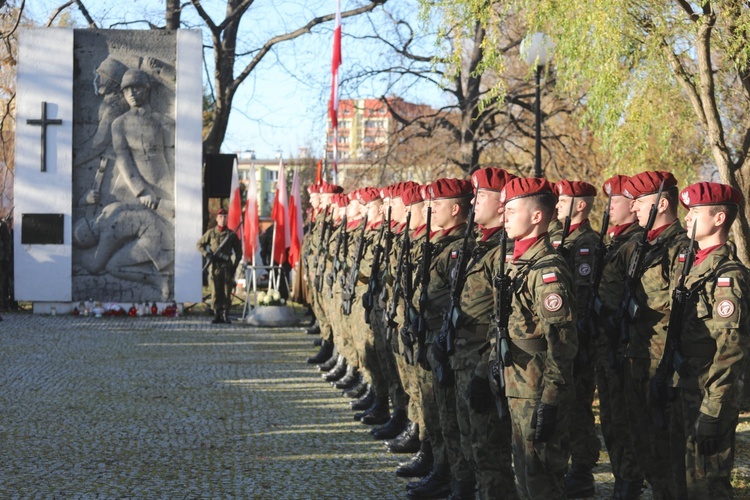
[591,175,646,499]
[197,208,242,324]
[669,182,748,498]
[617,171,690,499]
[500,177,578,499]
[553,180,601,498]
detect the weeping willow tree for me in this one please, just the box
[424,0,750,264]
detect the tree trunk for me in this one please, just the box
[165,0,181,30]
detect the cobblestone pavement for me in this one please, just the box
[1,312,748,498]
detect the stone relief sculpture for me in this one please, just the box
[72,31,177,302]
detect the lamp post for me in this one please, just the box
[520,32,554,178]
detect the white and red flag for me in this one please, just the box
[328,0,342,184]
[243,162,260,263]
[227,156,242,230]
[288,166,304,268]
[271,158,290,265]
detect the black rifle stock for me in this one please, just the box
[491,229,512,420]
[608,179,666,369]
[341,215,368,316]
[363,210,389,323]
[327,213,347,297]
[650,219,696,429]
[400,216,418,365]
[386,211,411,343]
[313,209,331,292]
[557,193,575,258]
[415,206,433,368]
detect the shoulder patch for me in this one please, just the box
[542,272,558,284]
[717,277,732,287]
[451,250,458,259]
[579,248,590,256]
[543,293,563,312]
[578,263,591,276]
[716,299,735,318]
[552,240,561,249]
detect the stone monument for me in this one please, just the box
[14,29,203,311]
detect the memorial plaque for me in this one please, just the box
[21,213,64,244]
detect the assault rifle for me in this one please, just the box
[491,229,512,420]
[385,211,411,343]
[578,192,612,365]
[650,219,696,430]
[341,215,368,316]
[607,179,666,369]
[202,222,241,272]
[557,194,575,258]
[327,214,347,298]
[400,216,419,365]
[363,207,390,324]
[313,209,331,292]
[414,206,433,368]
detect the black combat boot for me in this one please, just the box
[351,386,375,411]
[222,309,231,324]
[613,479,644,500]
[343,379,368,398]
[307,340,333,364]
[371,407,408,439]
[565,463,595,498]
[360,396,390,425]
[317,346,339,372]
[407,463,451,498]
[322,356,347,382]
[333,365,360,389]
[312,337,322,347]
[396,439,433,478]
[447,479,476,500]
[211,309,223,324]
[387,422,420,453]
[306,320,321,335]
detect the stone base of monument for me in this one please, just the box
[244,305,301,327]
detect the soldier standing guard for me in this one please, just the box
[501,177,578,499]
[670,182,749,498]
[196,208,242,324]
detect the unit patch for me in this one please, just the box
[717,300,735,318]
[578,263,591,276]
[544,293,563,312]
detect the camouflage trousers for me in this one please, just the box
[670,387,738,499]
[455,368,517,500]
[623,357,675,499]
[348,288,374,383]
[508,396,569,500]
[593,343,642,482]
[209,264,234,312]
[568,353,600,468]
[326,281,359,368]
[395,347,422,432]
[309,285,333,343]
[415,348,446,463]
[367,302,396,401]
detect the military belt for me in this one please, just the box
[510,338,548,355]
[457,323,489,337]
[679,342,717,359]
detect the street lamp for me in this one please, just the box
[520,32,554,178]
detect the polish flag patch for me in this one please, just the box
[579,248,590,256]
[542,272,558,284]
[505,253,513,263]
[451,250,458,259]
[552,240,561,249]
[679,253,686,263]
[717,277,732,287]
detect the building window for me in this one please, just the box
[265,169,278,182]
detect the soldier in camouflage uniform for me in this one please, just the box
[553,180,601,498]
[443,169,518,500]
[591,175,645,499]
[501,177,578,499]
[196,208,242,324]
[617,171,690,499]
[670,182,749,499]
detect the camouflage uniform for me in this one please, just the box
[621,219,689,499]
[592,222,644,485]
[505,236,578,499]
[196,225,242,314]
[670,242,750,499]
[451,228,516,500]
[558,220,601,472]
[307,210,334,343]
[331,217,363,369]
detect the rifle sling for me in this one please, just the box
[510,338,548,354]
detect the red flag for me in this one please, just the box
[227,157,242,230]
[315,159,323,184]
[288,167,304,268]
[271,158,290,265]
[328,0,341,184]
[243,162,260,262]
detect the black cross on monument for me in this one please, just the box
[26,101,63,172]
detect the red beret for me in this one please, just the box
[356,187,381,204]
[622,171,677,199]
[216,208,227,215]
[319,182,344,194]
[307,183,319,194]
[426,178,473,200]
[602,175,630,197]
[555,180,597,197]
[679,182,742,208]
[500,177,555,204]
[401,185,424,206]
[471,168,516,192]
[332,193,349,207]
